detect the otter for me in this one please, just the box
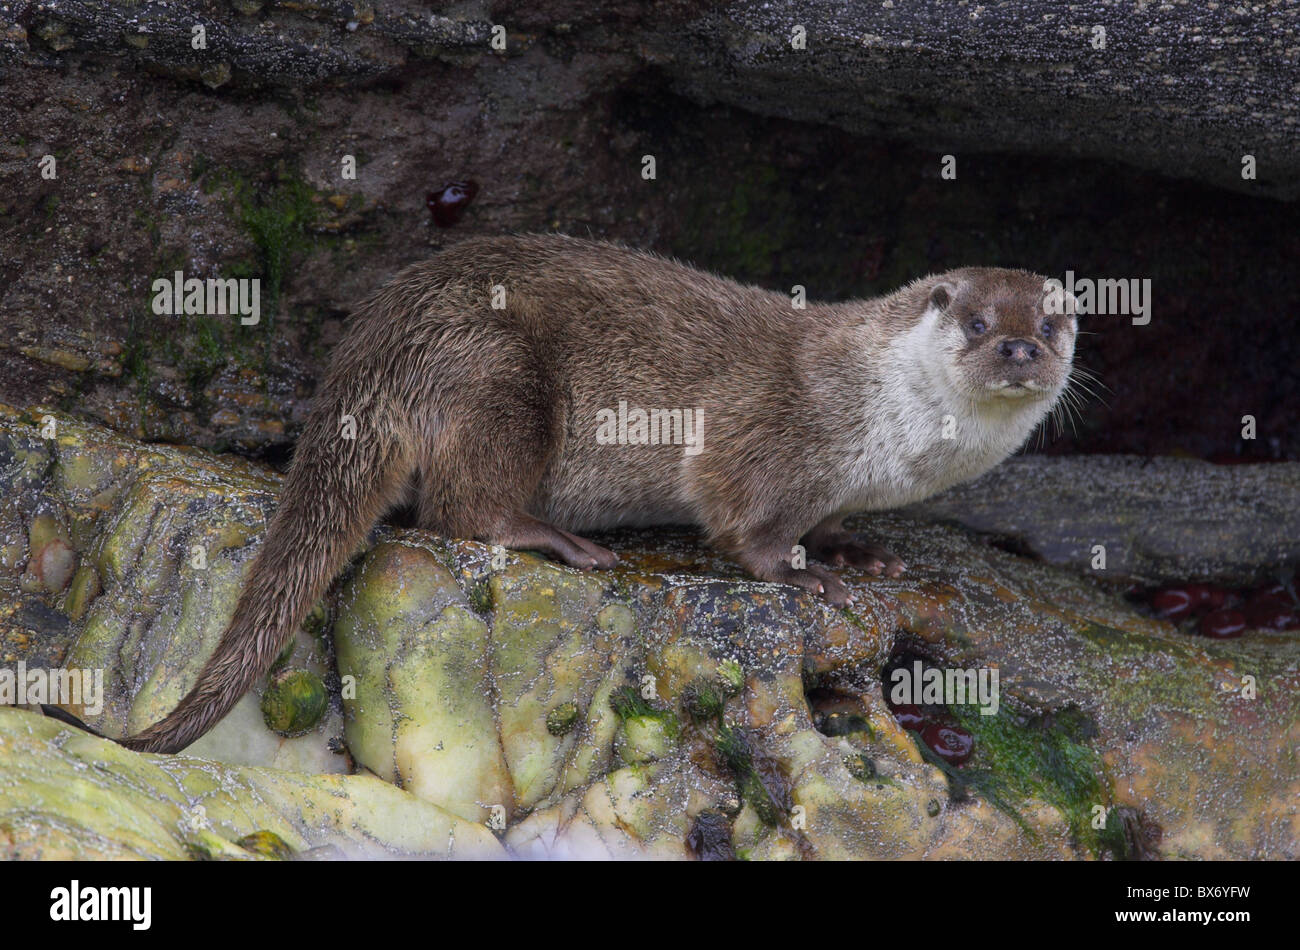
[81,234,1076,753]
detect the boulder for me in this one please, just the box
[0,707,505,860]
[2,406,1294,859]
[905,454,1300,585]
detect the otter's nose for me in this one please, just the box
[999,338,1039,364]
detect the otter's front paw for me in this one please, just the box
[807,535,907,578]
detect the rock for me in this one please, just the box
[22,538,75,596]
[13,2,1297,199]
[61,562,101,621]
[199,62,233,90]
[0,405,347,774]
[655,1,1300,201]
[19,502,76,595]
[0,707,505,860]
[2,1,1297,470]
[332,540,514,824]
[903,455,1300,585]
[2,406,1296,859]
[34,19,74,52]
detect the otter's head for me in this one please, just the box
[924,269,1076,408]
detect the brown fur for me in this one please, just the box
[118,234,1075,753]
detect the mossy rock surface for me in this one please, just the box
[1,407,1297,860]
[0,708,505,860]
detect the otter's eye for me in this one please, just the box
[968,318,987,335]
[1040,320,1054,338]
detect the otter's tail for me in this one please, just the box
[119,400,413,754]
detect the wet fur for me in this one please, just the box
[118,234,1073,753]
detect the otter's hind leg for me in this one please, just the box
[414,397,617,572]
[487,512,618,571]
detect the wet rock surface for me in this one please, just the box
[654,0,1300,200]
[906,455,1300,586]
[0,707,505,859]
[2,407,1295,860]
[8,1,1295,196]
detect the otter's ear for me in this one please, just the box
[928,281,958,313]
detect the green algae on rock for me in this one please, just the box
[261,669,329,737]
[0,707,505,860]
[545,702,581,737]
[235,829,295,859]
[681,676,726,723]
